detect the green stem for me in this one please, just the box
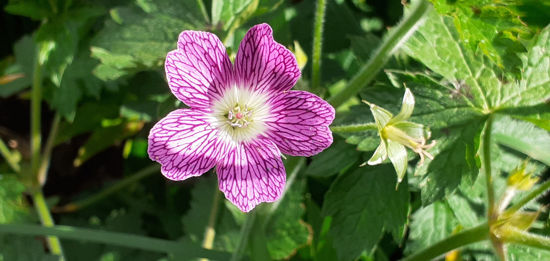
[483,115,495,220]
[32,190,65,259]
[0,223,231,259]
[38,113,60,186]
[504,179,550,216]
[0,138,21,173]
[327,0,432,108]
[311,0,326,90]
[231,210,257,261]
[501,227,550,251]
[31,48,43,187]
[402,223,490,261]
[196,0,210,23]
[330,123,378,133]
[54,165,160,212]
[200,189,221,261]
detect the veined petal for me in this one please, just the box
[367,139,388,165]
[391,88,415,123]
[234,23,301,94]
[148,109,230,181]
[165,31,233,109]
[387,139,408,183]
[266,90,335,157]
[216,138,286,212]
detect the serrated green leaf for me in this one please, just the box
[431,0,531,69]
[417,119,484,204]
[91,0,205,79]
[499,25,550,109]
[0,175,29,223]
[322,165,409,261]
[403,10,504,111]
[405,202,458,255]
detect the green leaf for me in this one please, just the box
[54,102,120,144]
[416,119,484,204]
[264,179,311,259]
[499,25,550,109]
[362,71,482,130]
[322,165,409,260]
[404,202,458,255]
[0,235,59,261]
[4,0,51,20]
[0,175,29,223]
[431,0,531,69]
[493,115,550,166]
[508,244,550,260]
[403,10,504,111]
[0,36,34,97]
[305,138,360,177]
[91,0,206,79]
[73,121,142,167]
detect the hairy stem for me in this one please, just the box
[199,189,221,261]
[53,165,160,213]
[0,224,232,259]
[330,123,378,133]
[403,223,490,261]
[31,49,43,187]
[483,115,495,220]
[38,113,60,186]
[327,0,432,108]
[504,179,550,216]
[32,190,65,259]
[311,0,326,90]
[0,138,21,173]
[501,227,550,251]
[196,0,210,23]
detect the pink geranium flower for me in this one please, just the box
[148,24,335,212]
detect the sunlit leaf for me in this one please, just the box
[322,165,409,260]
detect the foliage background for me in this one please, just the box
[0,0,549,260]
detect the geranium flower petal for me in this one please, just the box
[165,31,233,109]
[216,138,286,212]
[234,23,301,94]
[148,109,230,181]
[265,90,335,157]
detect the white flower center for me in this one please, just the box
[211,86,271,143]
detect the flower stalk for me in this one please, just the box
[32,190,65,260]
[403,223,489,261]
[330,123,377,133]
[199,189,221,261]
[311,0,326,90]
